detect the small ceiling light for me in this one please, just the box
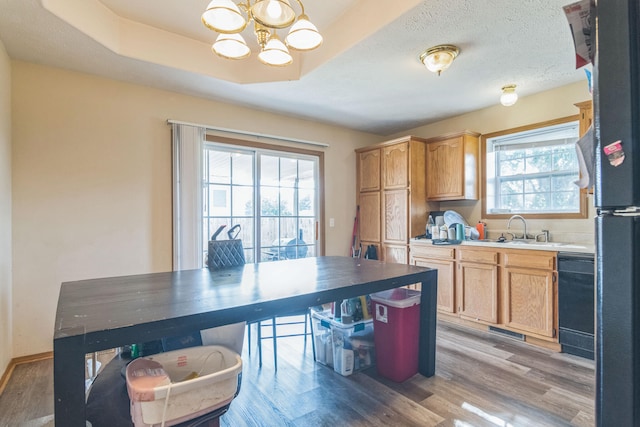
[258,33,293,66]
[500,84,518,106]
[212,33,251,59]
[202,0,321,66]
[420,44,460,76]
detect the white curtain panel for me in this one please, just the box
[172,123,204,271]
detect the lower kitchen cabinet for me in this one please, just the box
[415,258,455,312]
[410,245,455,313]
[409,241,560,347]
[457,249,499,324]
[502,250,557,339]
[383,244,408,264]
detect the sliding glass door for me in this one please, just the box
[203,143,320,263]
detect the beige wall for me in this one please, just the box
[393,81,595,243]
[11,61,377,357]
[0,42,11,373]
[8,60,596,357]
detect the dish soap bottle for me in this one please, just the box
[476,221,486,240]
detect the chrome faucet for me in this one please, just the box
[507,215,528,240]
[535,229,550,242]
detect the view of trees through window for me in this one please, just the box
[203,144,319,263]
[485,120,581,215]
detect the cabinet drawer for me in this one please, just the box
[503,251,556,270]
[458,248,498,264]
[410,244,455,260]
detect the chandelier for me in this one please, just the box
[202,0,323,67]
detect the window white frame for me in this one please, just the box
[482,116,588,219]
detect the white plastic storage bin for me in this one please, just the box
[311,309,335,368]
[125,345,242,427]
[311,309,375,376]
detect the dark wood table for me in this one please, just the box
[53,256,437,426]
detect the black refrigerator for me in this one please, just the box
[593,0,640,425]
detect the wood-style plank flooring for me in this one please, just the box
[0,321,594,426]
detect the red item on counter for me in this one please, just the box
[476,222,485,240]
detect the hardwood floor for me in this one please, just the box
[0,321,594,426]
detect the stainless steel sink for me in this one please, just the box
[504,239,571,248]
[459,238,594,253]
[504,240,567,247]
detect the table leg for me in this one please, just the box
[418,269,437,377]
[54,336,87,427]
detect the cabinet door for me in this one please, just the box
[382,142,408,189]
[414,258,456,313]
[382,244,407,264]
[575,100,593,137]
[503,267,555,338]
[426,137,464,200]
[358,149,381,192]
[382,189,407,243]
[458,262,498,323]
[359,192,380,243]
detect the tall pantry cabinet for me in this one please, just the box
[355,136,432,263]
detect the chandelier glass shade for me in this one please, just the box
[203,0,322,66]
[212,33,251,59]
[251,0,296,28]
[500,84,518,106]
[420,45,460,76]
[202,0,247,33]
[258,33,293,66]
[284,14,322,51]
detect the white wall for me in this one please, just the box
[0,41,12,372]
[10,61,379,357]
[394,81,595,243]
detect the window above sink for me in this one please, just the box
[482,116,589,220]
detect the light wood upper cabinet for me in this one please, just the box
[425,131,480,201]
[382,142,409,189]
[575,100,593,195]
[358,149,381,192]
[502,250,556,338]
[575,100,593,137]
[355,136,430,263]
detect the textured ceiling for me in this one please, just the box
[0,0,586,136]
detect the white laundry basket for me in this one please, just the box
[126,345,242,427]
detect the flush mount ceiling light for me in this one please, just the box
[419,44,460,76]
[202,0,322,66]
[500,84,518,106]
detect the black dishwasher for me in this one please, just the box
[558,252,595,359]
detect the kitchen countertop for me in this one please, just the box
[410,238,595,254]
